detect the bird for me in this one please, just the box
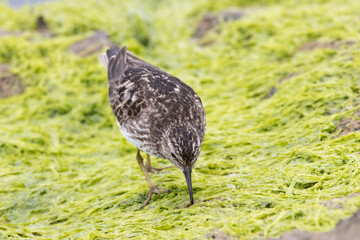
[98,46,206,208]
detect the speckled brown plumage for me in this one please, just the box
[98,46,206,207]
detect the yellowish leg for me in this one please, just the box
[145,153,173,173]
[136,149,169,209]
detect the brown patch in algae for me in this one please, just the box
[0,64,25,98]
[69,31,114,57]
[206,229,237,240]
[270,208,360,240]
[334,118,360,138]
[193,10,244,45]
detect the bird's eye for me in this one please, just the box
[171,152,177,159]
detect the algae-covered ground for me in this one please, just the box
[1,0,360,239]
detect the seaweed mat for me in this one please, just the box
[1,0,360,239]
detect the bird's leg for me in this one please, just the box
[136,149,170,209]
[145,154,173,173]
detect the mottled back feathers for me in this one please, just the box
[99,45,206,166]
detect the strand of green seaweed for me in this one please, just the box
[1,0,360,239]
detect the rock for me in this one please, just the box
[36,15,52,37]
[262,73,297,100]
[321,193,360,209]
[334,118,360,138]
[279,73,298,83]
[299,41,339,51]
[261,87,278,100]
[298,40,357,52]
[271,208,360,240]
[69,31,114,57]
[193,10,244,40]
[206,229,236,240]
[0,29,23,38]
[0,64,25,98]
[193,13,219,40]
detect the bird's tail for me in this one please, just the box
[98,46,127,87]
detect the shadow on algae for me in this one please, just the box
[1,0,360,239]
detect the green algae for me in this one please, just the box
[1,0,360,239]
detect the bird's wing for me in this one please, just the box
[126,51,164,73]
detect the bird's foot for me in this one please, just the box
[145,165,173,174]
[140,186,170,209]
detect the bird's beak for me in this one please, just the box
[183,167,194,205]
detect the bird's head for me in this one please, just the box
[161,124,202,205]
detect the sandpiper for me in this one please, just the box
[98,46,206,208]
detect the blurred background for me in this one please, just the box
[1,0,360,239]
[7,0,58,7]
